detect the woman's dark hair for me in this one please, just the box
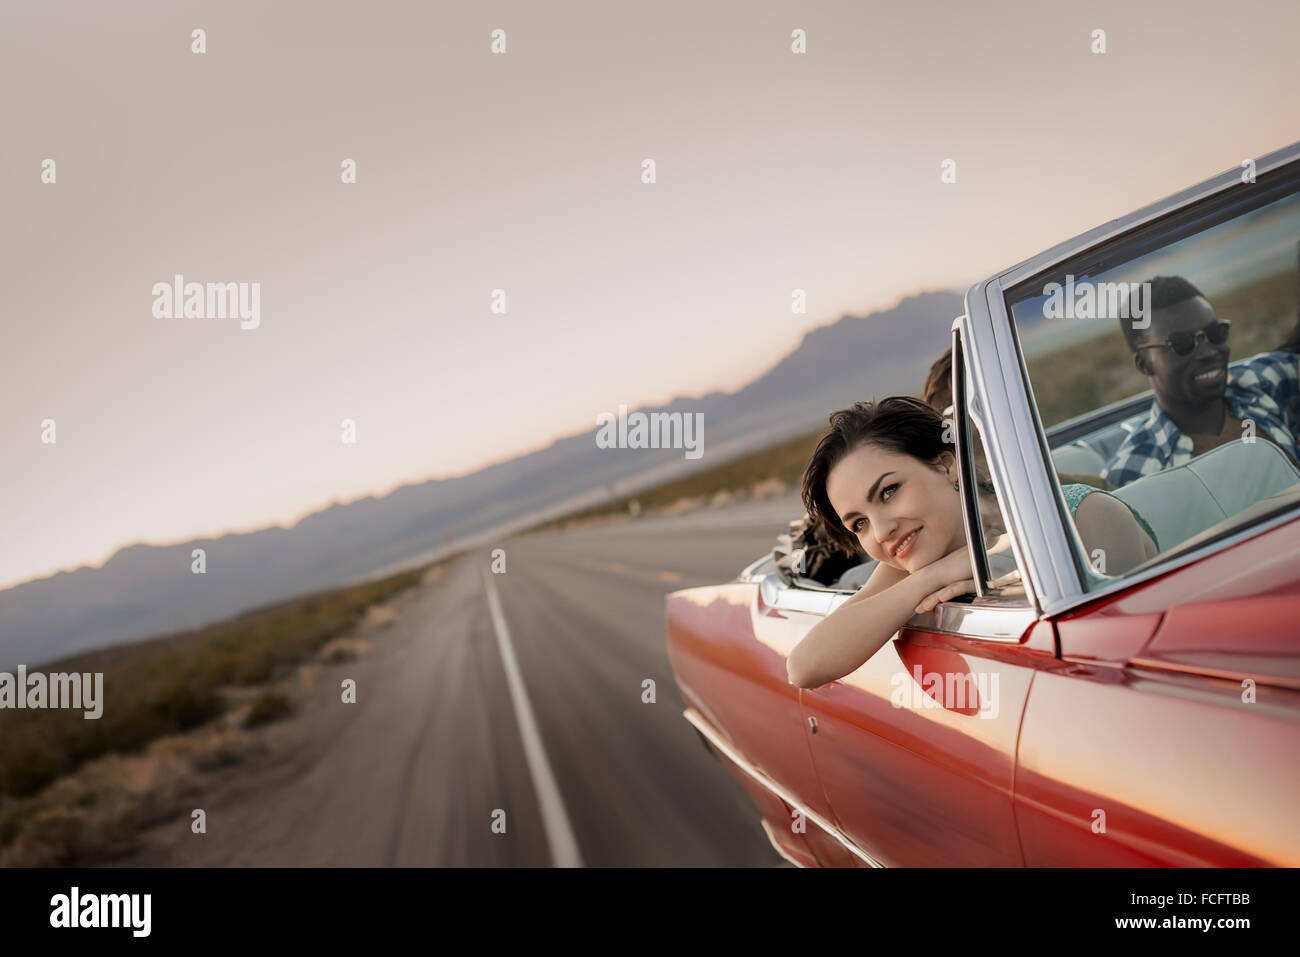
[801,396,952,555]
[921,348,953,412]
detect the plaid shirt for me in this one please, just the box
[1100,351,1300,488]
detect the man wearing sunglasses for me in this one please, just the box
[1101,275,1300,487]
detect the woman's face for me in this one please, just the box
[826,443,966,573]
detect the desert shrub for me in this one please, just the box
[244,690,294,727]
[0,564,424,804]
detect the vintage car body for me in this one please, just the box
[666,142,1300,867]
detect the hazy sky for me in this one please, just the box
[3,0,1299,589]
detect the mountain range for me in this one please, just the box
[0,290,965,669]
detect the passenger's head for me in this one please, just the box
[922,348,953,414]
[801,397,966,572]
[1121,276,1230,409]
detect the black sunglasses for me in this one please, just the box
[1135,319,1231,357]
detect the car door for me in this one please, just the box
[666,576,836,823]
[797,334,1053,866]
[1015,519,1300,866]
[799,604,1051,866]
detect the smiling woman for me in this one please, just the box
[786,397,979,689]
[786,395,1152,689]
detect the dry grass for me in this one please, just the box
[243,689,295,727]
[0,562,429,864]
[316,636,372,665]
[0,719,265,866]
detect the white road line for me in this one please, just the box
[479,564,585,868]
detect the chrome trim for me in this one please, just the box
[950,325,992,596]
[759,818,807,868]
[682,707,885,868]
[758,572,836,615]
[955,308,1056,611]
[737,552,776,582]
[927,600,1038,641]
[746,549,1040,627]
[826,592,1037,641]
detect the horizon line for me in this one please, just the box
[0,284,962,592]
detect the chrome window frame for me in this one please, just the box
[958,300,1072,611]
[950,324,994,597]
[949,315,1044,624]
[965,139,1300,618]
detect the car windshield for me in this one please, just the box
[1005,180,1300,589]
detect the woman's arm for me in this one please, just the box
[786,549,974,689]
[1073,491,1157,572]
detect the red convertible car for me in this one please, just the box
[666,141,1300,867]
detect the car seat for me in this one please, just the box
[1109,438,1300,550]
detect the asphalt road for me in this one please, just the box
[123,495,804,866]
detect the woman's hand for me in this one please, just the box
[913,546,977,614]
